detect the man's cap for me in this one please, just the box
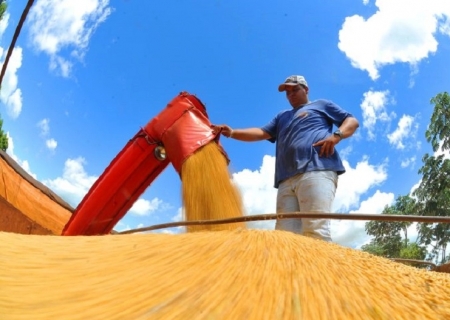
[278,75,308,92]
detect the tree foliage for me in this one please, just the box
[360,242,385,257]
[0,1,7,22]
[399,242,427,260]
[413,92,450,264]
[426,92,450,152]
[0,114,8,151]
[362,195,422,259]
[362,92,450,265]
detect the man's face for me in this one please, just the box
[285,85,309,108]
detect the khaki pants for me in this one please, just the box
[275,170,338,241]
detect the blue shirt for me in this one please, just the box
[261,99,353,188]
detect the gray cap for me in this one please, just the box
[278,75,308,92]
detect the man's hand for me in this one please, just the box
[211,124,233,138]
[312,135,340,157]
[211,126,270,141]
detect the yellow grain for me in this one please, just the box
[1,230,450,319]
[2,131,449,319]
[181,141,245,231]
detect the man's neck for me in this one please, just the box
[293,100,310,109]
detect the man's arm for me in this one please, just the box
[212,125,271,141]
[338,116,359,139]
[313,116,359,157]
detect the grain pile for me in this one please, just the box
[1,230,449,319]
[181,142,245,232]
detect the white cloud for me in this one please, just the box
[360,90,394,140]
[0,12,23,119]
[121,208,184,234]
[233,155,277,214]
[0,12,9,36]
[43,157,97,207]
[332,190,395,249]
[114,221,131,233]
[333,157,388,212]
[50,56,72,78]
[28,0,112,77]
[338,145,354,161]
[5,88,22,118]
[36,119,59,152]
[406,223,419,243]
[400,156,416,168]
[232,155,277,230]
[42,156,168,223]
[46,138,57,151]
[37,118,50,136]
[338,0,450,80]
[129,198,163,216]
[387,114,418,149]
[0,46,23,119]
[172,208,183,222]
[409,64,420,88]
[363,0,370,5]
[5,134,37,179]
[163,208,186,234]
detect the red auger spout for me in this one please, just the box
[62,92,227,235]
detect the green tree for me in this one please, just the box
[362,195,417,258]
[361,93,450,265]
[360,242,385,257]
[0,1,7,21]
[0,114,8,151]
[426,92,450,152]
[399,242,427,260]
[363,222,403,258]
[413,92,450,264]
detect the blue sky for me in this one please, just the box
[1,0,450,248]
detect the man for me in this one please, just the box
[214,75,359,241]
